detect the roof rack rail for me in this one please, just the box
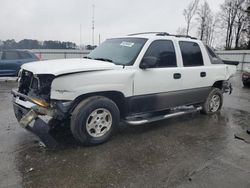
[170,34,197,40]
[127,32,197,40]
[128,32,170,36]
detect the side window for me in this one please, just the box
[143,40,177,68]
[2,51,20,60]
[19,52,32,59]
[0,52,2,60]
[179,41,204,67]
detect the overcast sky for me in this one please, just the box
[0,0,225,45]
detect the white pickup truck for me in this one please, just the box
[12,32,237,146]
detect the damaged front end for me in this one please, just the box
[12,89,56,127]
[12,70,70,148]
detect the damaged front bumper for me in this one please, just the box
[11,89,67,148]
[12,89,56,126]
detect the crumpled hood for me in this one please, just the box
[21,58,122,76]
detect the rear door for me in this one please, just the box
[179,41,211,104]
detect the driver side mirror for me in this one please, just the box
[139,56,158,69]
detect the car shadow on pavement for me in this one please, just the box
[41,111,228,151]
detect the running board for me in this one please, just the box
[125,106,202,125]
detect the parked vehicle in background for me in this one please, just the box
[242,71,250,87]
[0,50,39,77]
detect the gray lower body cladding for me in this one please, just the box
[127,87,212,115]
[12,86,214,126]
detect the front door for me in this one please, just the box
[131,40,183,114]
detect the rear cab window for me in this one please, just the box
[179,41,204,67]
[205,45,223,64]
[206,46,217,58]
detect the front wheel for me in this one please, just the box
[70,96,120,145]
[201,88,223,115]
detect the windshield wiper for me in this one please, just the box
[86,57,123,66]
[94,58,113,62]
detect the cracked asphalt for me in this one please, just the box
[0,74,250,188]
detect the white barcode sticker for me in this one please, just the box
[120,41,134,47]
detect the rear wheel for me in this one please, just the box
[201,88,223,114]
[70,96,120,145]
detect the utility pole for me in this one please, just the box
[92,4,95,46]
[80,24,82,50]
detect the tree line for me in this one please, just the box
[1,0,249,51]
[0,39,77,50]
[179,0,250,50]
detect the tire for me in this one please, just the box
[70,96,120,145]
[201,88,223,115]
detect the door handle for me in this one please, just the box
[173,73,181,79]
[200,72,206,77]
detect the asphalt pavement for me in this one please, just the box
[0,74,250,188]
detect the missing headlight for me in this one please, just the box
[29,74,55,101]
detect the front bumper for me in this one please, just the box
[12,89,59,148]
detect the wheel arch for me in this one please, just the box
[69,91,128,118]
[212,80,224,90]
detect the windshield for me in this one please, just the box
[87,38,147,65]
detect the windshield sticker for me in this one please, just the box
[120,41,134,47]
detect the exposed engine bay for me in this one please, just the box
[18,69,55,102]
